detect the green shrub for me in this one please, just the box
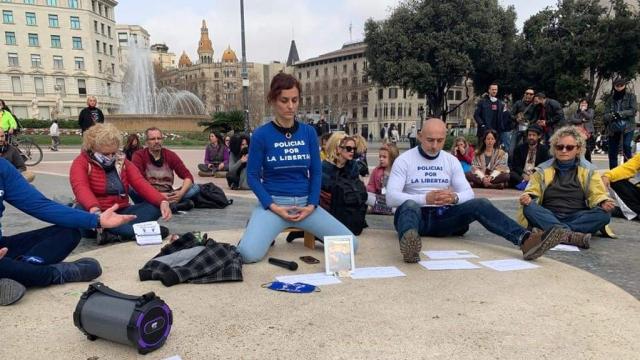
[19,118,79,129]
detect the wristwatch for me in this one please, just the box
[452,193,459,204]
[95,213,102,229]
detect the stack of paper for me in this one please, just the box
[479,259,540,272]
[133,221,162,245]
[350,266,406,279]
[419,260,481,270]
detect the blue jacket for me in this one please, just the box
[474,96,512,134]
[0,158,97,239]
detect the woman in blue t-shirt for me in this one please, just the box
[237,73,357,263]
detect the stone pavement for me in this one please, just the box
[1,144,639,358]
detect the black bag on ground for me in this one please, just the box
[193,182,233,209]
[329,176,368,235]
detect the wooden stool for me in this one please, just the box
[284,227,316,249]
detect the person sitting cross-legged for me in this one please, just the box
[508,124,550,189]
[70,124,172,244]
[466,129,510,189]
[387,118,569,263]
[518,126,614,248]
[0,157,136,306]
[601,152,640,221]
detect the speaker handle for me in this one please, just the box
[89,282,155,303]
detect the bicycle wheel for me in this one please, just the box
[17,138,43,166]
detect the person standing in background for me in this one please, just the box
[49,120,60,152]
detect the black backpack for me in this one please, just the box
[193,182,233,209]
[329,176,368,235]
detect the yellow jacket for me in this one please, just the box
[603,153,640,183]
[517,158,611,227]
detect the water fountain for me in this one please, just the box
[107,40,209,132]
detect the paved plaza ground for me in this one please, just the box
[1,142,639,359]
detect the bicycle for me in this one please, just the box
[9,133,43,166]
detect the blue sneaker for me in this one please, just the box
[51,258,102,284]
[0,278,26,306]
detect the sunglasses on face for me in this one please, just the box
[555,144,577,152]
[340,146,356,153]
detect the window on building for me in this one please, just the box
[11,76,22,95]
[398,103,403,117]
[3,10,14,24]
[55,78,66,95]
[98,59,102,72]
[74,56,84,70]
[361,91,368,102]
[68,0,78,8]
[378,88,383,100]
[455,90,462,101]
[72,36,82,49]
[48,14,58,27]
[28,33,39,46]
[352,108,357,119]
[324,67,328,76]
[100,23,104,35]
[306,71,310,79]
[374,105,378,118]
[34,77,44,96]
[70,16,80,29]
[77,78,86,95]
[95,40,100,52]
[30,54,41,67]
[341,78,348,87]
[362,106,368,119]
[342,93,348,102]
[390,103,396,117]
[107,26,111,38]
[5,31,16,45]
[361,75,368,84]
[47,0,58,6]
[53,55,63,69]
[352,77,357,86]
[333,94,338,104]
[447,90,454,101]
[351,92,357,102]
[91,0,95,12]
[51,35,61,48]
[107,82,111,96]
[389,88,398,99]
[323,95,329,105]
[408,104,412,117]
[98,3,102,16]
[315,69,319,77]
[94,20,98,33]
[353,62,357,72]
[26,12,36,25]
[8,52,18,66]
[342,64,347,73]
[333,65,337,75]
[24,0,36,4]
[102,42,106,53]
[111,63,115,74]
[117,32,127,44]
[109,44,113,56]
[104,7,109,19]
[403,88,407,99]
[383,103,388,117]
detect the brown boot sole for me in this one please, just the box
[524,226,567,260]
[400,229,421,263]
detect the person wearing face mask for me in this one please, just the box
[0,128,34,183]
[473,83,512,149]
[603,78,637,169]
[70,124,172,245]
[387,118,570,264]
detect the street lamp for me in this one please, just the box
[417,105,424,130]
[240,0,249,132]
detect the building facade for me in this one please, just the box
[0,0,121,119]
[293,41,473,139]
[150,43,176,71]
[115,23,149,70]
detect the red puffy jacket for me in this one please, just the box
[70,151,165,211]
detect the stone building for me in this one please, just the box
[0,0,121,119]
[293,41,473,139]
[155,20,287,129]
[115,24,149,70]
[150,43,176,71]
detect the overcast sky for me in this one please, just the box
[115,0,558,64]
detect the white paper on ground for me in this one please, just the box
[479,259,540,272]
[276,272,341,286]
[423,250,479,259]
[419,260,481,270]
[133,221,162,245]
[550,244,581,252]
[163,357,182,360]
[350,266,406,279]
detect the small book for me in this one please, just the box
[133,221,162,245]
[323,235,355,277]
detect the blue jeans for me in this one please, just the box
[237,196,357,263]
[393,199,527,246]
[0,225,80,287]
[77,202,161,240]
[608,131,634,168]
[523,202,610,234]
[500,131,512,153]
[130,184,200,204]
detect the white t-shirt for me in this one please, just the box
[387,147,475,207]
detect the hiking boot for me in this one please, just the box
[171,200,195,213]
[599,224,616,238]
[96,230,121,245]
[563,232,591,249]
[521,226,568,260]
[399,229,421,263]
[51,258,102,284]
[0,278,26,306]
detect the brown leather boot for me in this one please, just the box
[563,232,591,249]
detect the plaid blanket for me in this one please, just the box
[139,232,243,286]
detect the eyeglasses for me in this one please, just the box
[340,146,356,153]
[555,144,577,152]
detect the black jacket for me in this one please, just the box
[78,106,104,132]
[533,99,565,132]
[511,142,551,176]
[473,96,512,134]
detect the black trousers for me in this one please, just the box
[611,180,640,215]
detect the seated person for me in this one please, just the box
[450,136,474,173]
[226,133,251,190]
[319,132,331,161]
[322,133,361,191]
[122,133,142,161]
[0,128,34,183]
[223,135,231,169]
[0,157,135,306]
[387,118,569,263]
[198,132,228,176]
[509,125,550,189]
[602,152,640,220]
[466,129,510,189]
[132,127,199,212]
[367,143,399,215]
[236,73,355,263]
[353,134,370,177]
[518,126,614,248]
[71,124,172,244]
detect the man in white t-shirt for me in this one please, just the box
[386,118,569,263]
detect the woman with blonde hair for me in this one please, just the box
[70,123,171,244]
[450,136,475,173]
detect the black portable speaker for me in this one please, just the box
[73,282,173,355]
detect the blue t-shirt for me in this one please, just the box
[247,121,321,209]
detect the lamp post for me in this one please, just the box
[417,105,424,130]
[240,0,249,132]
